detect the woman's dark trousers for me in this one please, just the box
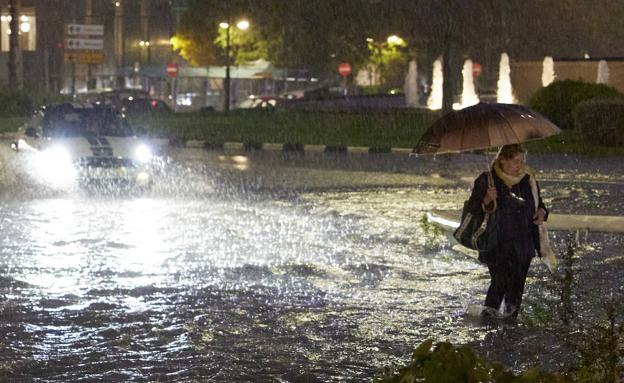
[485,251,532,316]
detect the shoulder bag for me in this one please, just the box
[453,171,498,252]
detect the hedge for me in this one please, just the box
[529,80,624,130]
[574,99,624,147]
[0,91,34,117]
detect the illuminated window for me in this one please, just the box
[1,11,36,52]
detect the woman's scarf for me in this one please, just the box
[493,160,525,187]
[495,160,558,273]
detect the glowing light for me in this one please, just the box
[457,59,479,109]
[497,53,516,103]
[21,21,31,33]
[542,56,555,87]
[386,35,404,45]
[219,22,229,29]
[217,155,249,171]
[35,146,77,188]
[236,20,249,30]
[404,60,418,107]
[427,57,443,110]
[136,171,151,186]
[597,60,609,84]
[135,144,152,163]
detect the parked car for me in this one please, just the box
[11,102,154,192]
[236,95,278,110]
[79,89,172,115]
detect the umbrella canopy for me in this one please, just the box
[413,102,561,155]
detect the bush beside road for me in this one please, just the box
[129,109,438,149]
[2,109,623,156]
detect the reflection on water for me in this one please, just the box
[0,148,623,381]
[0,185,490,381]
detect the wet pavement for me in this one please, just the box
[0,143,623,381]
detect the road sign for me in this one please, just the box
[66,38,104,50]
[166,63,179,78]
[338,62,352,77]
[66,23,104,36]
[473,62,482,78]
[64,51,104,65]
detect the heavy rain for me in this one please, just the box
[1,1,624,382]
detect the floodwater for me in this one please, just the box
[1,144,623,382]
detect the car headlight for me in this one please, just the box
[136,171,151,186]
[36,146,76,187]
[135,144,152,163]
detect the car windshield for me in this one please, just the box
[42,106,134,138]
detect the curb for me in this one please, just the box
[0,133,414,156]
[181,140,414,155]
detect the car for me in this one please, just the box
[120,97,172,114]
[235,95,278,110]
[78,89,172,116]
[11,102,154,192]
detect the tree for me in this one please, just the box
[214,25,267,65]
[174,0,383,77]
[8,0,20,89]
[365,35,409,90]
[171,0,266,67]
[171,0,624,104]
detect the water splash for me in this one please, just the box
[596,60,609,84]
[497,53,516,104]
[427,57,443,110]
[404,59,419,107]
[457,59,479,109]
[542,56,556,87]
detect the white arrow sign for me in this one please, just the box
[66,38,104,50]
[67,23,104,36]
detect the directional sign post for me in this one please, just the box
[66,24,104,36]
[66,38,104,51]
[64,23,104,64]
[64,52,105,65]
[65,23,104,95]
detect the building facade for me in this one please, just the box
[0,0,179,97]
[0,0,315,110]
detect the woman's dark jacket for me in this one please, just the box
[466,170,548,264]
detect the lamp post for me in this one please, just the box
[220,19,249,111]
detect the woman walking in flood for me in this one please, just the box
[465,144,550,321]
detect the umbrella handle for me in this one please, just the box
[485,170,498,212]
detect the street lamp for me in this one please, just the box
[386,35,405,46]
[220,19,249,111]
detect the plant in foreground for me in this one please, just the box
[375,339,568,383]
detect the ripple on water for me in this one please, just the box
[1,164,622,381]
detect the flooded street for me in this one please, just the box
[1,144,623,381]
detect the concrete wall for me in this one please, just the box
[510,61,543,104]
[511,59,624,104]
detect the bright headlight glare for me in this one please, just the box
[135,144,152,163]
[36,146,76,187]
[136,171,150,185]
[42,146,72,168]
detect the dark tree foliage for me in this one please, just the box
[174,1,624,84]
